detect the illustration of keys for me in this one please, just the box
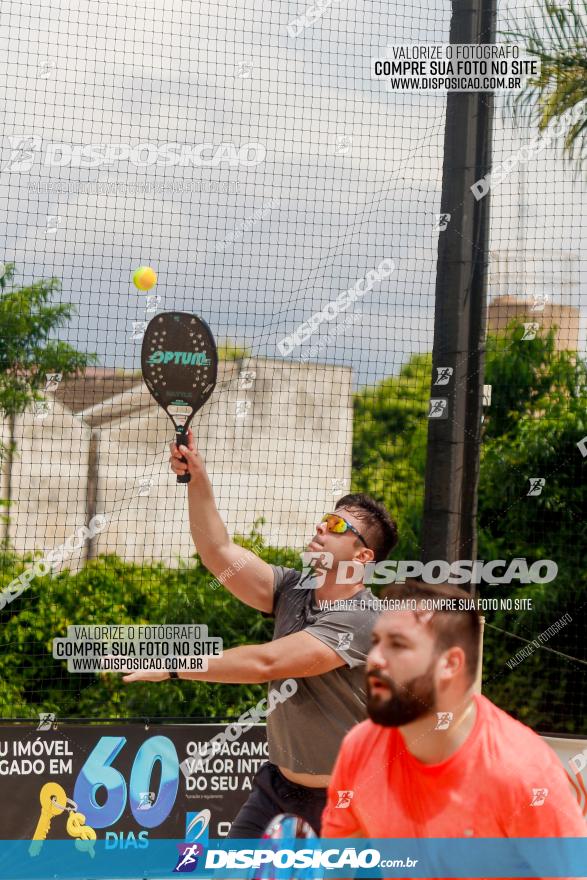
[67,810,97,858]
[29,781,67,856]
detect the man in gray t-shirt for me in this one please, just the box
[121,429,398,837]
[267,564,379,776]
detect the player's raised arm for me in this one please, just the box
[169,428,275,612]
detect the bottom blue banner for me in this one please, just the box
[0,837,586,879]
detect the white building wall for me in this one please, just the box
[0,399,90,558]
[91,357,354,563]
[1,358,354,568]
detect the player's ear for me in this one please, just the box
[438,646,466,681]
[355,546,374,564]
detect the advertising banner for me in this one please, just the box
[1,726,585,879]
[0,722,267,878]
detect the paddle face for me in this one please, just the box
[251,813,321,880]
[141,312,218,483]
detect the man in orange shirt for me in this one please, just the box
[321,581,585,877]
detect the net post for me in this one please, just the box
[421,0,497,584]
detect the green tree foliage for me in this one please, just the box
[0,264,96,416]
[482,323,586,440]
[352,353,431,560]
[478,329,586,732]
[0,526,299,720]
[0,264,97,545]
[1,325,584,731]
[352,325,586,732]
[480,326,586,556]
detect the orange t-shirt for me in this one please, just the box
[321,694,586,878]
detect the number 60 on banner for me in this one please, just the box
[74,736,179,829]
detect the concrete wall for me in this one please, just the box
[0,399,91,558]
[487,295,580,352]
[1,357,354,568]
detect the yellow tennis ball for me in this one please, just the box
[133,266,157,291]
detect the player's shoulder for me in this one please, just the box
[478,695,564,774]
[270,563,301,582]
[270,564,303,594]
[262,565,302,618]
[480,694,546,745]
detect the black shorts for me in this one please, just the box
[228,762,327,839]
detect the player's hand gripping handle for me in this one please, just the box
[175,429,191,484]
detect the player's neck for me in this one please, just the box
[317,576,364,602]
[400,695,478,764]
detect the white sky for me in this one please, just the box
[0,0,585,385]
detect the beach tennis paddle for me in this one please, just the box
[141,312,218,484]
[251,813,321,880]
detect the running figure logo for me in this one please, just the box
[527,478,545,497]
[2,135,41,172]
[331,477,349,495]
[131,321,148,341]
[44,373,62,394]
[173,843,203,872]
[434,367,453,386]
[335,791,354,809]
[235,399,252,419]
[428,398,448,419]
[297,551,334,589]
[521,322,540,341]
[137,791,155,810]
[530,788,549,807]
[435,711,453,730]
[238,370,256,389]
[37,712,56,731]
[433,213,451,231]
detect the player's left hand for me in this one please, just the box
[99,658,172,683]
[121,669,171,683]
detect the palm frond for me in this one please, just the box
[501,0,587,160]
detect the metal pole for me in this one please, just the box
[85,428,100,561]
[421,0,497,572]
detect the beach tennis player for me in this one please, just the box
[321,580,585,871]
[122,428,398,838]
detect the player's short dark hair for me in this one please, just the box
[335,493,398,562]
[381,579,481,683]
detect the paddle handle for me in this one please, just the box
[175,428,191,484]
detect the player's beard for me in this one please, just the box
[366,661,437,727]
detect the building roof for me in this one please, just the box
[52,367,143,415]
[51,357,353,426]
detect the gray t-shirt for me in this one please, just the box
[266,564,379,775]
